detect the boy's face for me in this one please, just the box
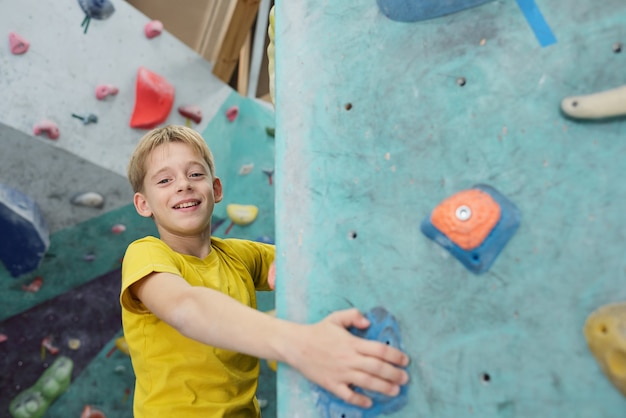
[133,142,222,240]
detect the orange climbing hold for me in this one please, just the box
[129,67,175,129]
[430,188,501,250]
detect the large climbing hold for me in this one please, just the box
[376,0,493,22]
[313,307,409,417]
[421,184,520,274]
[584,302,626,397]
[9,32,30,55]
[561,84,626,120]
[129,66,175,130]
[9,356,73,418]
[0,183,50,278]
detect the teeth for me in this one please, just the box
[176,201,198,209]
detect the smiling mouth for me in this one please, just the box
[174,201,199,209]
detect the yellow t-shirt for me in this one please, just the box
[120,236,275,418]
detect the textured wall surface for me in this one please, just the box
[274,1,626,416]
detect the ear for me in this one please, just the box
[213,177,223,203]
[133,192,153,218]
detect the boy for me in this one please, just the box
[120,125,409,417]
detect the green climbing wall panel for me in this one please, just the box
[274,0,626,416]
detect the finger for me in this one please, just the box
[349,369,402,398]
[333,383,373,409]
[359,339,410,368]
[327,308,370,329]
[354,354,409,387]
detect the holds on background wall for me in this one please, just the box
[584,302,626,397]
[226,105,239,122]
[178,104,203,126]
[72,113,98,125]
[33,120,59,140]
[9,356,73,418]
[8,32,29,55]
[421,184,520,274]
[561,84,626,120]
[0,183,50,278]
[95,84,119,100]
[313,307,409,417]
[78,0,116,34]
[144,20,163,39]
[81,405,106,418]
[224,204,258,234]
[130,67,175,130]
[376,0,493,22]
[71,191,105,209]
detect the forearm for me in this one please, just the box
[170,286,297,362]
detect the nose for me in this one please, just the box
[177,177,192,192]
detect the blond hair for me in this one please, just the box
[127,125,216,193]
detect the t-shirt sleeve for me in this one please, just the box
[221,239,275,291]
[120,238,183,314]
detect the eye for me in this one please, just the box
[190,172,205,178]
[157,178,170,185]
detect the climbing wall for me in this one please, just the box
[274,0,626,417]
[0,1,277,417]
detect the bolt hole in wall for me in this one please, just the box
[348,230,358,240]
[613,42,622,53]
[344,103,353,110]
[482,373,491,384]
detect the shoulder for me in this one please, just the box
[212,237,274,258]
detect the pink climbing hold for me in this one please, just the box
[95,84,119,100]
[130,66,175,129]
[33,120,60,140]
[178,105,203,124]
[144,20,163,39]
[9,32,30,55]
[226,105,239,122]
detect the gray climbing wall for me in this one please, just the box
[274,0,626,417]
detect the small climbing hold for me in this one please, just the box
[41,335,60,356]
[144,20,163,39]
[71,191,105,209]
[22,276,43,293]
[612,42,622,53]
[178,104,203,126]
[72,113,98,125]
[111,224,126,234]
[95,84,119,100]
[224,204,258,234]
[265,127,275,137]
[33,120,60,140]
[561,84,626,120]
[130,67,175,129]
[81,405,106,418]
[226,105,239,122]
[9,32,30,55]
[78,0,115,34]
[0,333,7,343]
[262,169,274,186]
[68,338,81,350]
[376,0,493,22]
[239,163,254,175]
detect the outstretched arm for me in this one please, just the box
[131,271,409,408]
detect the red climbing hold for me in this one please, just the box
[178,104,203,124]
[95,84,119,100]
[144,20,163,39]
[226,105,239,122]
[129,67,175,129]
[9,32,30,55]
[33,120,60,140]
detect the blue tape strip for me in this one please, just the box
[515,0,557,47]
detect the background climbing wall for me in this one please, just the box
[0,1,276,417]
[274,0,626,417]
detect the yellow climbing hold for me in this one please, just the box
[267,6,275,106]
[584,302,626,396]
[116,336,130,355]
[227,204,259,226]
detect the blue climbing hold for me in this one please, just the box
[0,183,49,277]
[78,0,115,33]
[313,307,409,418]
[376,0,493,22]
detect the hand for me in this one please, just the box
[286,308,410,408]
